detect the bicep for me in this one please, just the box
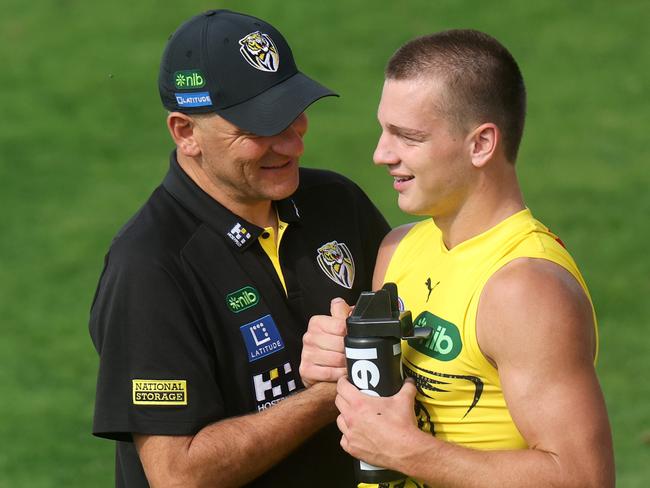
[478,259,613,482]
[497,338,613,485]
[498,346,609,452]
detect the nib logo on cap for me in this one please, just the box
[174,70,206,89]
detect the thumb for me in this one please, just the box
[330,297,352,319]
[399,378,418,400]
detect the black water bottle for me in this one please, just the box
[344,283,411,484]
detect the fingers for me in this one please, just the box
[306,313,347,345]
[337,412,352,455]
[299,301,350,387]
[336,413,349,437]
[399,378,418,399]
[330,297,352,320]
[336,375,360,402]
[299,362,347,385]
[339,430,350,453]
[302,347,346,368]
[300,329,347,386]
[303,325,345,354]
[334,386,350,414]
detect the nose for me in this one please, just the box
[271,113,308,157]
[373,130,399,166]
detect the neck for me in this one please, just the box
[434,166,525,250]
[177,153,277,230]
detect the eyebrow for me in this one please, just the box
[386,124,429,140]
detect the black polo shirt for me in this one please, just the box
[89,152,390,487]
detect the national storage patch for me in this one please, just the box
[132,379,187,405]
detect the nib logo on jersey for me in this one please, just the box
[252,362,296,411]
[408,311,462,361]
[227,286,260,313]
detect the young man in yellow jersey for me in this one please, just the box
[300,30,615,487]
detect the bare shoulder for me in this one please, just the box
[372,223,418,289]
[483,257,590,309]
[380,222,417,255]
[477,257,596,365]
[477,260,613,488]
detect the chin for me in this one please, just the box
[397,196,428,216]
[269,179,300,201]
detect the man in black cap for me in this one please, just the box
[89,9,390,487]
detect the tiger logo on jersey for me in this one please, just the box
[238,31,279,72]
[316,241,355,289]
[403,356,484,420]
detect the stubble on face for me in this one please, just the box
[192,114,303,207]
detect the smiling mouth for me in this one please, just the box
[261,159,293,170]
[394,175,414,183]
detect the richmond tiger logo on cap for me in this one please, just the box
[238,31,280,72]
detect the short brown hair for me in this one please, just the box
[386,30,526,162]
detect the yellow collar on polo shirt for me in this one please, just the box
[258,218,289,295]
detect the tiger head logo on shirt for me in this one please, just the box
[316,241,355,289]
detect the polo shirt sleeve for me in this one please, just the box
[89,248,224,442]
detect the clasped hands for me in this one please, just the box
[300,298,420,470]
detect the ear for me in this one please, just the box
[167,112,201,157]
[468,123,498,168]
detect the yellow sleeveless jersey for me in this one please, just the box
[365,209,597,488]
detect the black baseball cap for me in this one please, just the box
[159,9,337,136]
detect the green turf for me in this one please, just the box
[1,0,648,486]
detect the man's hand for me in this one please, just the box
[300,298,351,387]
[335,377,422,471]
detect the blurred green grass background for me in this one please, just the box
[1,0,648,486]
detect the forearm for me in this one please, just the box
[337,378,613,488]
[397,431,613,488]
[139,382,338,487]
[404,434,559,488]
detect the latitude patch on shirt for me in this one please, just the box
[132,379,187,406]
[240,314,285,362]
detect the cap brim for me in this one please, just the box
[215,72,338,136]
